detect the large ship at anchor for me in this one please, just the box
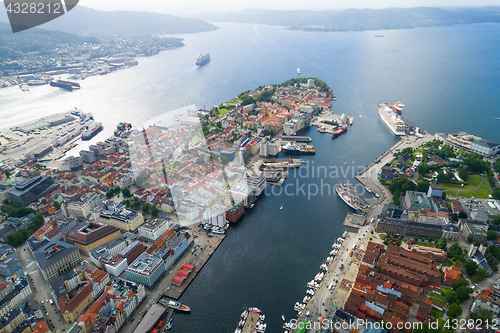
[335,179,367,211]
[378,103,405,135]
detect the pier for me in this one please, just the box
[242,311,260,332]
[281,135,312,142]
[343,213,366,229]
[163,233,225,299]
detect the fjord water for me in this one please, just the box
[1,22,500,332]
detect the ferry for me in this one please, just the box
[81,122,102,140]
[158,299,190,312]
[50,79,80,91]
[332,126,347,138]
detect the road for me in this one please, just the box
[17,244,71,333]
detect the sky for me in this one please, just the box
[80,0,500,14]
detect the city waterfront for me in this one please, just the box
[1,21,500,332]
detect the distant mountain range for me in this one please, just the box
[0,4,218,35]
[190,7,500,32]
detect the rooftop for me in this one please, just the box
[126,253,163,276]
[34,240,78,269]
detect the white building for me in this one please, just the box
[202,208,226,228]
[60,156,84,171]
[138,217,172,243]
[283,122,296,136]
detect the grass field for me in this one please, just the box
[431,293,446,301]
[414,242,434,248]
[430,297,446,305]
[439,174,492,199]
[441,288,454,296]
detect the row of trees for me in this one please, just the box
[1,199,36,218]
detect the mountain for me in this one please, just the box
[0,22,100,61]
[0,4,218,35]
[191,7,500,32]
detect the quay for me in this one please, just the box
[262,157,305,168]
[242,311,260,332]
[164,233,225,299]
[343,213,366,229]
[281,135,312,142]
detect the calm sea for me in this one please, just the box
[1,21,500,332]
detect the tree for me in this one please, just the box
[106,191,113,199]
[41,198,47,204]
[3,169,11,179]
[142,204,149,214]
[416,181,430,192]
[447,303,462,317]
[151,205,158,218]
[121,187,131,198]
[456,286,472,302]
[436,237,447,250]
[220,157,229,165]
[451,213,458,221]
[458,166,468,181]
[465,261,478,276]
[492,215,500,225]
[467,235,473,243]
[487,230,499,241]
[441,191,447,200]
[445,291,459,305]
[470,308,494,324]
[393,189,401,207]
[493,188,500,200]
[452,278,469,291]
[52,201,61,210]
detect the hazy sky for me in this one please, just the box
[81,0,500,13]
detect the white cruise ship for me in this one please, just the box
[378,103,405,135]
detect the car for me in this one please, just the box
[24,248,26,251]
[41,301,44,304]
[131,318,135,322]
[58,318,61,321]
[27,259,30,263]
[472,284,477,289]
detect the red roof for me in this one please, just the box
[172,276,185,285]
[177,269,189,278]
[181,262,194,272]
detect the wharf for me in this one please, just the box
[163,233,225,299]
[343,213,366,229]
[241,312,260,333]
[262,157,304,168]
[281,135,312,142]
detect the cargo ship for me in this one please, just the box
[50,80,81,91]
[81,122,102,140]
[378,103,405,135]
[335,180,364,211]
[281,141,315,155]
[389,101,404,113]
[196,53,210,66]
[158,299,191,312]
[332,126,347,138]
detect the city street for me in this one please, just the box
[17,244,71,333]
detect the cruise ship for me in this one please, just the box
[81,122,102,140]
[50,79,81,91]
[378,103,405,135]
[196,53,210,66]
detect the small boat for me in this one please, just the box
[281,315,285,321]
[249,307,262,313]
[165,320,173,330]
[344,162,347,165]
[280,206,283,210]
[297,67,301,74]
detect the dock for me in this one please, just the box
[343,213,366,229]
[281,135,312,142]
[262,157,304,168]
[163,234,225,299]
[241,311,260,333]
